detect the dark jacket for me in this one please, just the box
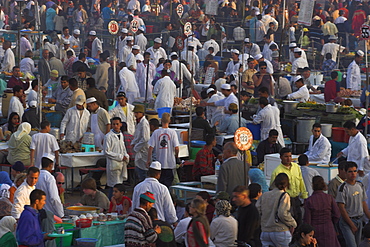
[85,87,109,110]
[256,138,282,164]
[192,116,216,140]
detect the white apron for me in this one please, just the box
[91,113,105,149]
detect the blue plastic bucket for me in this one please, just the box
[157,107,171,118]
[191,140,206,147]
[246,123,261,140]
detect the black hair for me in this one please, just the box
[78,53,86,60]
[149,118,160,128]
[27,166,40,175]
[41,157,53,168]
[248,183,261,199]
[269,129,278,136]
[30,189,46,205]
[61,75,69,82]
[259,97,268,106]
[298,154,308,166]
[343,121,356,130]
[196,106,204,116]
[312,123,321,129]
[31,79,38,89]
[205,134,215,146]
[258,87,269,94]
[274,173,290,190]
[41,120,51,129]
[344,161,358,172]
[8,112,19,133]
[331,71,338,79]
[113,183,126,192]
[69,78,78,88]
[13,85,23,94]
[66,50,73,56]
[86,78,96,88]
[279,147,291,156]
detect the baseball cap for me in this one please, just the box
[244,38,250,43]
[29,100,37,108]
[117,92,126,98]
[294,75,303,82]
[75,95,85,105]
[231,49,240,55]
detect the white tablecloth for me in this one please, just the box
[201,174,217,185]
[215,135,234,146]
[310,94,361,107]
[169,123,190,129]
[60,152,105,168]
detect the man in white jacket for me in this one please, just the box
[253,97,285,147]
[118,64,140,104]
[8,85,24,120]
[60,95,90,142]
[109,91,136,135]
[103,117,129,192]
[338,121,369,177]
[304,123,332,164]
[131,105,150,182]
[287,76,310,102]
[346,50,363,91]
[170,52,194,98]
[153,70,176,111]
[146,37,167,66]
[136,52,156,99]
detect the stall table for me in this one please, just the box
[310,94,361,107]
[216,135,234,146]
[201,174,217,185]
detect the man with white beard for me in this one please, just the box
[136,52,156,99]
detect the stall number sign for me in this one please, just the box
[108,21,119,35]
[131,19,139,33]
[234,127,253,151]
[176,4,184,17]
[184,22,192,36]
[175,36,184,50]
[362,24,370,40]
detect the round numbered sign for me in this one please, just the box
[108,21,119,35]
[234,127,253,151]
[361,24,370,40]
[175,36,184,50]
[131,19,139,33]
[184,22,192,36]
[176,4,184,17]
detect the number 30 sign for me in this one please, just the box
[361,24,370,40]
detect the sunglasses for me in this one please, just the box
[58,182,65,185]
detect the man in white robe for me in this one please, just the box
[346,50,363,91]
[109,91,136,135]
[146,37,167,66]
[153,70,176,110]
[118,65,140,104]
[136,52,156,99]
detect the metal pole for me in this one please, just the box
[144,58,150,110]
[37,75,42,124]
[278,0,286,61]
[113,35,117,100]
[365,44,369,136]
[188,41,194,151]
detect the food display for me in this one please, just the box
[174,97,200,111]
[59,140,82,153]
[337,88,361,97]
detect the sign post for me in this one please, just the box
[185,22,194,151]
[361,24,370,137]
[108,20,119,99]
[234,127,253,186]
[130,19,139,34]
[176,4,184,18]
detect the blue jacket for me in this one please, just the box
[16,205,44,247]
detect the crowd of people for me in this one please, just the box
[1,0,370,246]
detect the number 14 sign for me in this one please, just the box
[361,24,370,40]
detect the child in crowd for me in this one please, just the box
[109,183,132,215]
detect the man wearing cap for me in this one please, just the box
[203,34,220,56]
[2,41,15,72]
[244,38,261,57]
[225,49,241,80]
[30,120,60,169]
[288,43,307,64]
[103,117,129,190]
[346,50,363,91]
[126,45,141,72]
[94,53,110,90]
[321,35,345,62]
[60,94,90,142]
[125,191,161,247]
[206,87,225,126]
[72,4,88,36]
[136,52,156,99]
[131,104,150,182]
[89,31,102,59]
[153,69,177,111]
[120,36,133,63]
[183,32,202,53]
[253,97,285,147]
[254,54,274,75]
[49,75,73,115]
[117,29,129,59]
[109,91,136,135]
[36,155,64,217]
[170,52,194,97]
[291,48,308,75]
[60,39,75,63]
[118,62,140,104]
[69,29,81,56]
[146,38,167,67]
[87,97,111,149]
[180,42,199,74]
[132,161,178,224]
[135,27,147,53]
[287,76,310,102]
[219,103,247,135]
[203,83,238,115]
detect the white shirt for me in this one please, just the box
[207,93,225,126]
[153,75,176,110]
[203,39,220,56]
[170,59,194,97]
[180,50,199,73]
[127,0,140,11]
[118,67,139,103]
[136,61,156,99]
[342,131,369,171]
[117,36,127,62]
[148,128,180,169]
[346,60,361,90]
[244,43,261,57]
[36,170,64,217]
[2,48,15,72]
[27,89,38,104]
[225,60,241,77]
[20,57,36,76]
[210,215,238,247]
[262,41,278,61]
[334,16,347,24]
[291,56,308,74]
[109,103,136,135]
[91,37,102,58]
[131,117,150,170]
[289,50,307,64]
[11,181,35,219]
[174,217,192,243]
[8,96,24,119]
[135,33,147,53]
[121,45,132,63]
[252,104,285,147]
[125,52,137,71]
[287,85,310,102]
[321,43,345,62]
[184,37,202,53]
[30,133,59,169]
[146,46,167,66]
[132,177,177,223]
[300,166,321,196]
[304,134,332,164]
[214,92,238,112]
[60,106,90,142]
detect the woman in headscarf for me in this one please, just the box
[7,122,32,166]
[210,200,238,247]
[0,216,17,247]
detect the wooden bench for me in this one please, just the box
[170,185,216,202]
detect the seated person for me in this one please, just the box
[76,178,110,212]
[192,134,216,181]
[2,112,20,141]
[16,189,55,246]
[7,122,32,167]
[218,103,247,135]
[0,171,12,198]
[192,107,217,140]
[304,123,331,164]
[54,172,65,205]
[109,183,132,215]
[324,71,340,102]
[256,129,282,164]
